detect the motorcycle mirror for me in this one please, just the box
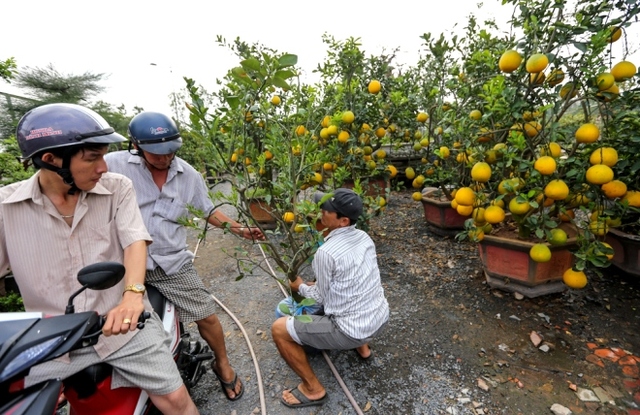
[66,262,126,314]
[77,262,126,290]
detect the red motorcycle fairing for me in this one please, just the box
[66,376,150,415]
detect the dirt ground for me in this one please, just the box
[186,188,640,415]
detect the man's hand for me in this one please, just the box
[289,276,305,293]
[102,292,145,336]
[239,226,265,241]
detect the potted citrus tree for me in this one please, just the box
[421,0,639,296]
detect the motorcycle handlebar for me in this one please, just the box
[82,311,152,345]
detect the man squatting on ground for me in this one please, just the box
[0,104,200,414]
[105,111,264,401]
[271,188,390,408]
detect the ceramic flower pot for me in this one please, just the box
[478,223,579,298]
[420,189,467,237]
[605,228,640,277]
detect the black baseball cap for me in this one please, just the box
[314,188,363,222]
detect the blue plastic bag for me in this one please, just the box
[275,296,323,318]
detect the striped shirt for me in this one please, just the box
[0,172,151,358]
[105,151,214,275]
[299,225,389,340]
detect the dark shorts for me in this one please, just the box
[146,262,217,322]
[289,315,386,350]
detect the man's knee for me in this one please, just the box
[150,384,195,413]
[271,317,288,339]
[196,313,219,327]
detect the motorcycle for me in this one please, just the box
[0,262,213,415]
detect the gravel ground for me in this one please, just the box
[186,188,640,415]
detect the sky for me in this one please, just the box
[1,0,636,116]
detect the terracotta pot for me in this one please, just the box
[341,176,390,199]
[478,223,578,298]
[605,228,640,277]
[248,199,276,228]
[420,189,467,237]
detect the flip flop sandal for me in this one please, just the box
[280,386,328,408]
[354,348,374,361]
[211,363,244,401]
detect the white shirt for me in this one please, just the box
[299,225,389,339]
[105,151,214,275]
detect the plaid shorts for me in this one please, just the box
[145,262,217,323]
[26,313,183,395]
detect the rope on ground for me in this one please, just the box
[193,234,267,415]
[256,243,365,415]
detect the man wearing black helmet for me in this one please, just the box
[271,188,389,408]
[105,111,263,401]
[0,103,200,414]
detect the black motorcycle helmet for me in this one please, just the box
[16,103,126,193]
[127,111,182,155]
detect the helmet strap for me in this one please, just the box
[33,150,79,195]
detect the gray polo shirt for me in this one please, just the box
[105,151,214,275]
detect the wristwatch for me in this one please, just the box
[123,283,146,295]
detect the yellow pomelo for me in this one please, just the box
[439,146,451,159]
[455,187,476,206]
[622,190,640,207]
[524,121,542,138]
[342,110,355,124]
[560,82,579,99]
[563,268,587,289]
[611,61,637,82]
[588,220,609,236]
[608,26,622,43]
[469,109,482,120]
[468,228,485,241]
[599,242,614,260]
[548,228,568,246]
[321,115,331,128]
[294,224,305,233]
[412,192,423,202]
[540,142,562,158]
[589,147,618,167]
[472,207,486,223]
[575,123,600,143]
[338,130,350,143]
[386,165,398,178]
[509,198,531,215]
[368,80,381,94]
[375,127,387,138]
[544,180,570,200]
[499,50,523,73]
[327,125,338,136]
[295,125,307,136]
[456,204,474,216]
[471,162,492,182]
[585,164,614,185]
[530,244,552,263]
[484,205,506,224]
[283,212,295,223]
[405,167,416,180]
[601,180,627,199]
[416,112,429,123]
[534,156,556,175]
[375,149,387,160]
[547,68,565,86]
[271,95,281,106]
[526,53,549,73]
[595,72,615,91]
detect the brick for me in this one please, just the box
[595,348,621,362]
[586,354,605,368]
[620,355,639,366]
[623,365,640,378]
